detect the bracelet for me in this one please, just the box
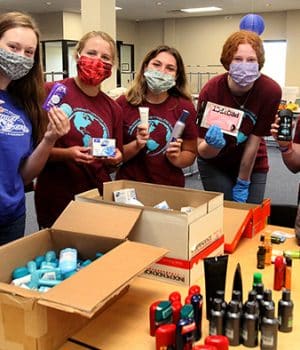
[278,143,293,154]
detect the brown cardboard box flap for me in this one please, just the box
[37,241,168,317]
[223,206,251,252]
[52,200,142,240]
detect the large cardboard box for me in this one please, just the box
[76,180,224,286]
[0,201,167,350]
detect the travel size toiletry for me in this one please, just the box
[278,289,293,333]
[155,323,176,350]
[241,302,259,347]
[273,255,285,291]
[42,82,67,111]
[175,318,196,350]
[166,109,190,148]
[284,256,292,289]
[224,301,241,346]
[191,293,203,341]
[260,305,278,350]
[257,235,266,269]
[138,106,149,126]
[209,298,225,336]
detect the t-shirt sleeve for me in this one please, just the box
[197,83,211,138]
[111,100,123,153]
[293,118,300,144]
[181,100,198,140]
[252,80,282,137]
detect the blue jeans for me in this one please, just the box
[0,214,26,246]
[197,158,267,204]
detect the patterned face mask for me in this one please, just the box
[229,62,260,87]
[0,48,34,80]
[144,69,176,94]
[77,55,112,86]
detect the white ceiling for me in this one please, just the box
[0,0,300,21]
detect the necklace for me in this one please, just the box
[231,88,253,109]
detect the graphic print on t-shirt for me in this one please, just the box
[128,115,173,156]
[237,108,257,144]
[60,103,109,146]
[0,107,30,136]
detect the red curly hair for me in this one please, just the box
[220,30,265,71]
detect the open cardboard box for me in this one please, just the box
[223,199,270,253]
[76,180,224,286]
[0,201,167,350]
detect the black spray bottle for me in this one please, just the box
[243,290,260,318]
[215,290,227,314]
[260,289,275,329]
[241,302,259,347]
[231,290,243,313]
[278,289,293,332]
[209,298,225,336]
[224,301,241,346]
[260,305,278,350]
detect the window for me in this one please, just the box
[262,40,287,87]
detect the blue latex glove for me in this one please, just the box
[205,125,226,149]
[232,178,251,202]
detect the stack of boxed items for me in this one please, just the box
[76,180,224,286]
[0,201,167,350]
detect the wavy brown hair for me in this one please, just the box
[126,45,191,106]
[220,30,265,71]
[0,12,47,145]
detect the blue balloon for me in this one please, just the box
[239,14,265,35]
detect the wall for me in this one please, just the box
[34,12,64,40]
[63,12,82,40]
[33,10,300,88]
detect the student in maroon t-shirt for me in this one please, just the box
[35,31,123,228]
[116,45,198,187]
[197,30,282,204]
[271,117,300,245]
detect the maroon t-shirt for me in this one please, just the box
[294,118,300,144]
[116,95,198,187]
[198,73,282,174]
[35,78,123,227]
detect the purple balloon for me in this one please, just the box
[239,14,265,35]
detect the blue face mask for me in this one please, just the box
[144,69,176,94]
[229,62,260,87]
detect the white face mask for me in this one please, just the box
[144,69,176,94]
[0,48,34,80]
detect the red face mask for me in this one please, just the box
[77,55,112,86]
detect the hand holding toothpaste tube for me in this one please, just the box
[135,107,150,151]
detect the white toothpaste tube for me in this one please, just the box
[138,107,149,126]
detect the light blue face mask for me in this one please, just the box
[144,69,176,94]
[229,62,260,87]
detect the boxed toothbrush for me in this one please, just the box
[0,201,167,350]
